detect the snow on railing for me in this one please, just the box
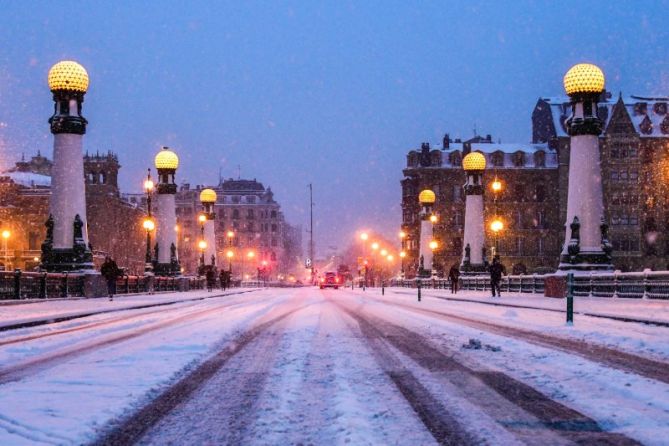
[390,270,669,299]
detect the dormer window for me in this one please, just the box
[534,151,546,167]
[449,152,461,167]
[491,151,504,167]
[654,102,667,115]
[639,115,653,135]
[513,151,525,167]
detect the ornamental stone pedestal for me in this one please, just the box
[41,61,94,272]
[558,63,613,272]
[460,152,487,274]
[153,147,181,276]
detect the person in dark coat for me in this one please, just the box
[489,256,506,298]
[101,256,120,301]
[205,267,216,292]
[448,264,460,294]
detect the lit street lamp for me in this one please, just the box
[226,249,234,271]
[198,239,207,268]
[2,230,10,270]
[143,169,155,273]
[490,218,504,257]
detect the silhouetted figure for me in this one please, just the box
[101,256,121,301]
[489,256,506,298]
[448,264,460,294]
[206,268,216,292]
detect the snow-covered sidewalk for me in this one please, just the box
[391,287,669,325]
[0,288,257,331]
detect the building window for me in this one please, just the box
[514,184,524,202]
[453,185,462,201]
[454,211,463,227]
[513,152,525,167]
[232,209,240,219]
[247,196,256,204]
[629,170,638,181]
[271,251,277,261]
[620,170,628,181]
[271,238,277,247]
[28,232,38,250]
[491,152,504,167]
[232,196,241,204]
[271,210,277,218]
[535,184,546,202]
[534,151,545,167]
[611,170,619,181]
[247,209,254,218]
[271,224,277,232]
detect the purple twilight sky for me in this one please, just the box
[0,1,668,256]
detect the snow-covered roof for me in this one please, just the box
[542,94,669,138]
[1,172,51,188]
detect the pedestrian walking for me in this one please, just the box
[206,267,216,292]
[448,264,460,294]
[489,255,506,298]
[101,256,121,301]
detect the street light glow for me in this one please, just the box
[398,230,406,239]
[429,214,438,224]
[371,242,379,250]
[143,178,154,192]
[491,179,503,193]
[226,250,234,258]
[429,240,438,250]
[247,251,255,259]
[360,232,369,241]
[227,230,235,238]
[1,230,10,240]
[491,219,504,233]
[387,255,394,262]
[399,251,406,258]
[380,249,388,256]
[198,214,207,223]
[198,240,207,250]
[142,219,155,231]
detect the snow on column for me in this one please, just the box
[417,189,436,277]
[41,61,94,272]
[199,188,218,266]
[559,63,613,271]
[153,147,181,276]
[460,151,487,273]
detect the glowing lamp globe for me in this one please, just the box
[198,240,207,250]
[429,215,438,224]
[154,147,179,170]
[48,61,89,93]
[490,219,504,233]
[226,250,234,258]
[142,219,155,231]
[563,63,605,96]
[429,240,438,250]
[200,188,217,204]
[418,189,436,205]
[462,152,486,171]
[198,214,207,223]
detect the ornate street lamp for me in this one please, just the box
[461,152,487,273]
[559,63,612,271]
[41,61,93,272]
[418,189,436,278]
[153,147,180,275]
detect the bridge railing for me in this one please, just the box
[390,270,669,300]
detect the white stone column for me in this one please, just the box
[418,219,433,270]
[463,193,485,264]
[203,219,216,265]
[50,133,88,248]
[155,193,177,264]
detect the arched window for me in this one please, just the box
[271,251,277,261]
[534,151,546,168]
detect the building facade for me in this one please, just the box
[0,152,146,273]
[173,178,302,278]
[402,91,669,276]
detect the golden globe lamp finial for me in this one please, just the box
[563,63,605,96]
[200,188,217,204]
[48,61,89,93]
[463,152,486,172]
[418,189,436,205]
[154,147,179,170]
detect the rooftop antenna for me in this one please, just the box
[237,165,241,180]
[218,167,222,184]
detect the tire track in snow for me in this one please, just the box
[337,301,641,446]
[385,300,669,385]
[92,304,306,446]
[0,298,258,385]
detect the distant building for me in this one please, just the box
[402,91,669,276]
[172,178,303,277]
[0,152,146,272]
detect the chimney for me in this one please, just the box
[443,133,450,149]
[486,134,492,142]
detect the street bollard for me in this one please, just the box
[417,279,421,302]
[382,281,385,295]
[39,272,47,299]
[13,269,21,300]
[566,272,574,326]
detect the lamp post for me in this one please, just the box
[461,152,487,274]
[41,61,93,272]
[245,250,255,282]
[418,189,436,278]
[399,250,406,279]
[198,239,207,269]
[2,230,10,270]
[559,63,613,271]
[199,189,217,270]
[153,147,180,275]
[226,250,234,272]
[398,230,407,279]
[360,232,369,287]
[490,218,504,258]
[143,170,155,273]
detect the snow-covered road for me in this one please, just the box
[0,287,667,445]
